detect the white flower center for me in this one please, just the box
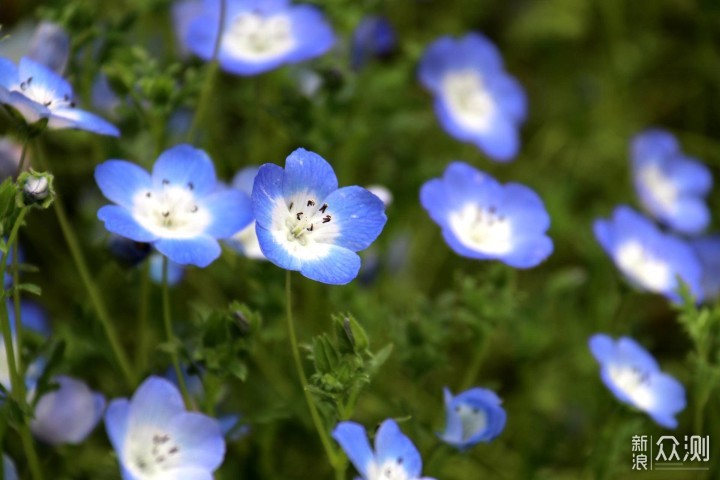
[608,364,655,409]
[125,431,182,478]
[222,12,295,61]
[638,163,678,214]
[449,203,513,254]
[441,70,495,132]
[132,180,210,239]
[616,241,672,292]
[14,76,74,111]
[368,459,410,480]
[454,404,488,442]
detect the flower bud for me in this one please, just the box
[16,170,54,209]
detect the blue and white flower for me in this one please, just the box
[184,0,335,76]
[251,148,387,284]
[593,206,703,303]
[692,235,720,301]
[95,144,253,268]
[631,129,712,235]
[227,166,265,260]
[333,419,436,480]
[418,34,527,162]
[420,162,552,268]
[439,387,506,450]
[3,454,18,480]
[589,334,686,429]
[104,376,226,480]
[0,56,119,136]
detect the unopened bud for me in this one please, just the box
[17,170,54,208]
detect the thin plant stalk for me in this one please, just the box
[136,260,151,373]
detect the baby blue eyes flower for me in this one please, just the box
[420,162,552,268]
[593,206,703,303]
[104,376,226,480]
[95,144,253,268]
[589,334,686,429]
[439,387,506,450]
[418,34,527,162]
[251,148,387,285]
[631,129,712,235]
[185,0,335,76]
[333,419,436,480]
[0,56,119,136]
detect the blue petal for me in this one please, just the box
[95,161,152,209]
[18,56,72,100]
[283,5,335,63]
[439,388,464,444]
[255,224,302,271]
[501,235,554,269]
[166,412,225,470]
[647,373,685,429]
[98,205,158,243]
[152,145,217,196]
[28,22,70,74]
[668,197,710,235]
[185,0,222,61]
[332,422,374,478]
[374,420,422,477]
[127,377,186,434]
[3,454,18,480]
[203,188,253,238]
[7,301,50,337]
[299,245,361,285]
[155,236,222,268]
[631,129,679,163]
[282,148,338,201]
[469,114,521,162]
[5,90,49,123]
[105,398,130,453]
[692,235,720,301]
[320,186,387,252]
[48,107,120,136]
[487,74,527,123]
[616,337,660,373]
[418,36,457,92]
[0,58,18,89]
[588,334,614,364]
[251,163,285,229]
[501,183,550,234]
[668,155,712,195]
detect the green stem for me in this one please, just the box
[460,332,489,390]
[19,426,43,480]
[285,271,341,473]
[136,260,151,374]
[11,242,22,377]
[16,139,29,176]
[162,256,193,409]
[34,141,135,388]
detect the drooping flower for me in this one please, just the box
[0,56,119,136]
[252,148,387,284]
[593,206,703,303]
[439,387,506,450]
[227,166,266,260]
[420,162,552,268]
[95,144,253,268]
[104,376,226,479]
[418,34,527,162]
[184,0,335,76]
[631,129,712,235]
[351,16,396,70]
[691,235,720,301]
[589,334,686,429]
[332,419,436,480]
[3,454,18,480]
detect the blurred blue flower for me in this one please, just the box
[593,206,703,303]
[0,57,119,136]
[104,376,226,479]
[351,16,396,70]
[184,0,335,76]
[28,22,70,75]
[418,34,527,162]
[108,235,153,267]
[0,138,23,179]
[1,301,50,391]
[332,419,435,480]
[420,162,552,268]
[692,235,720,301]
[252,148,387,284]
[439,387,506,450]
[631,129,712,235]
[149,252,185,286]
[589,334,686,429]
[95,144,253,268]
[227,166,266,260]
[3,454,18,480]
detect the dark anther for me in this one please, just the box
[472,407,479,414]
[319,203,328,213]
[162,179,170,185]
[455,406,461,413]
[307,224,314,232]
[322,215,331,223]
[307,199,315,207]
[190,205,199,213]
[153,435,161,444]
[20,82,26,90]
[63,94,69,101]
[169,447,179,455]
[289,202,294,210]
[296,212,304,220]
[157,456,165,463]
[489,206,496,214]
[498,215,505,222]
[397,457,404,465]
[162,211,170,217]
[27,77,33,84]
[146,192,152,198]
[69,102,76,108]
[187,182,194,190]
[44,101,52,107]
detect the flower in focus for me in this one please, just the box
[418,34,527,162]
[332,419,436,480]
[589,334,686,429]
[0,57,119,136]
[3,454,18,480]
[439,387,506,450]
[227,166,266,260]
[104,376,226,479]
[420,162,552,268]
[351,16,396,70]
[631,129,712,235]
[252,148,387,284]
[184,0,335,76]
[691,235,720,301]
[593,206,703,303]
[95,144,253,267]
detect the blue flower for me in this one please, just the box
[227,166,266,260]
[95,144,253,268]
[0,56,119,136]
[105,376,226,479]
[28,22,70,75]
[439,387,506,450]
[332,419,436,480]
[351,16,396,70]
[251,148,387,284]
[184,0,335,76]
[631,129,712,235]
[692,235,720,301]
[589,334,686,429]
[3,454,18,480]
[593,206,703,303]
[418,34,527,162]
[420,162,552,268]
